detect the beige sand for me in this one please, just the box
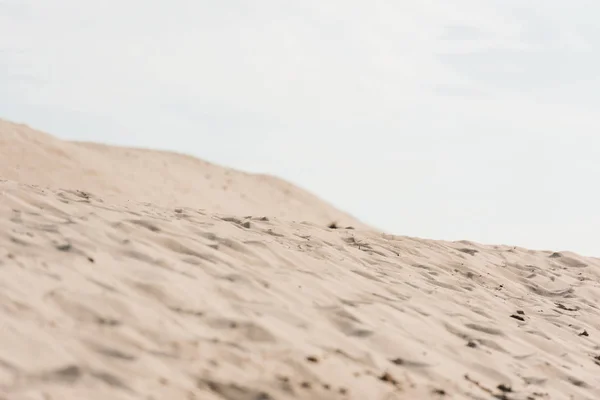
[1,119,600,400]
[0,120,363,230]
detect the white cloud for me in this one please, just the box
[1,0,599,255]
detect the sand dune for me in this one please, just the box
[1,120,600,400]
[0,119,363,229]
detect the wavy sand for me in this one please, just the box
[1,120,600,399]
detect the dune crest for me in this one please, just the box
[1,119,600,399]
[0,119,363,229]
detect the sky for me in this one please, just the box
[1,0,599,256]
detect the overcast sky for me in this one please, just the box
[1,0,599,256]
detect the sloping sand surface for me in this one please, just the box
[0,119,362,229]
[1,120,600,399]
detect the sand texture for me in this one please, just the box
[1,120,600,400]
